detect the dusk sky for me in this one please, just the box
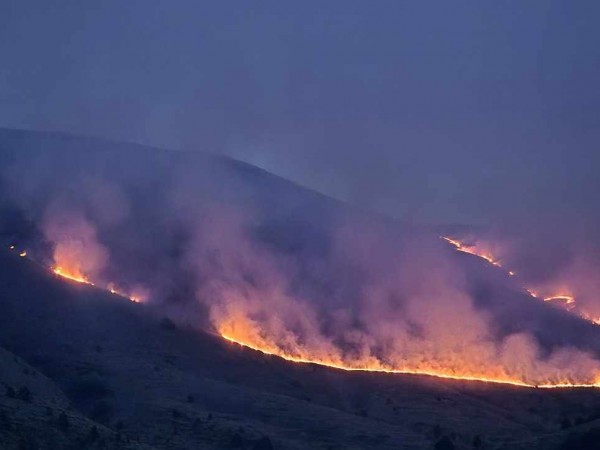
[1,1,599,226]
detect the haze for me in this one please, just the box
[2,2,600,310]
[1,1,599,225]
[3,4,600,448]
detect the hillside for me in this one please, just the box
[2,249,600,450]
[1,129,600,449]
[0,341,155,450]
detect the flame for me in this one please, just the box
[214,297,600,389]
[442,236,600,326]
[220,333,600,389]
[107,282,144,303]
[51,265,142,302]
[441,237,502,267]
[52,266,94,285]
[543,294,576,305]
[24,256,142,303]
[9,240,600,389]
[581,313,600,326]
[8,245,24,256]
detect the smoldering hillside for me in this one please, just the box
[3,129,600,449]
[2,127,600,387]
[4,241,600,450]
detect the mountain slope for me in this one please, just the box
[1,129,600,449]
[2,244,600,449]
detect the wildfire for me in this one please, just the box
[442,236,600,326]
[543,295,576,310]
[50,266,142,302]
[9,241,600,389]
[107,283,143,303]
[581,313,600,326]
[441,237,502,267]
[220,333,600,389]
[52,266,94,285]
[6,246,143,303]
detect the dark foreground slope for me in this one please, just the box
[0,344,154,450]
[1,251,600,450]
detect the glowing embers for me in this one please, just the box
[8,245,27,258]
[220,333,600,389]
[107,283,144,303]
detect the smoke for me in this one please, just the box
[2,130,600,386]
[184,209,600,385]
[43,203,109,280]
[446,224,600,323]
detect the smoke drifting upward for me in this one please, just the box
[2,131,600,388]
[43,205,109,282]
[189,214,600,386]
[442,231,600,325]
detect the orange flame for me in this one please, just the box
[442,237,600,327]
[53,266,94,285]
[9,240,600,388]
[441,237,502,267]
[543,295,576,305]
[44,258,141,302]
[220,333,600,389]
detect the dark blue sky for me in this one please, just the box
[1,1,599,227]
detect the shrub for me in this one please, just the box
[57,412,69,432]
[434,436,455,450]
[161,317,177,331]
[17,387,31,402]
[560,428,600,450]
[4,385,16,398]
[252,436,274,450]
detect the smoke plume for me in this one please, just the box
[2,131,600,387]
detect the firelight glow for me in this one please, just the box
[441,236,596,325]
[220,332,600,389]
[52,266,93,285]
[441,236,502,267]
[11,242,600,389]
[51,265,142,302]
